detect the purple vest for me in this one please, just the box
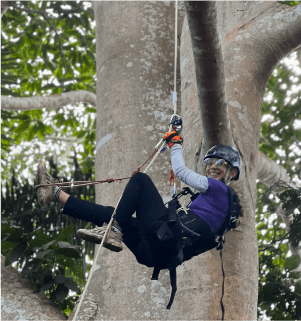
[188,178,229,231]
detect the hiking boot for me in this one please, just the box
[35,162,59,206]
[77,223,123,252]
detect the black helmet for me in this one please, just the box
[204,145,241,181]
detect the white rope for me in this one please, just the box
[172,0,178,195]
[73,2,178,319]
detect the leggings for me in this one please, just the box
[62,172,213,254]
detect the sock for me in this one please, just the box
[53,185,62,200]
[112,219,122,234]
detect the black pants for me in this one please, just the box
[63,172,213,256]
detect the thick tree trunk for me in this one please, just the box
[70,2,182,320]
[72,1,301,320]
[180,2,301,320]
[1,255,65,321]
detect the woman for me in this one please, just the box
[36,122,241,263]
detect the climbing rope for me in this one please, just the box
[72,2,179,320]
[35,149,158,189]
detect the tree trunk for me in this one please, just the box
[1,255,65,321]
[70,2,182,320]
[72,1,301,320]
[180,2,301,320]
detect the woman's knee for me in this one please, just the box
[131,172,150,184]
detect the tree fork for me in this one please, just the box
[184,1,233,151]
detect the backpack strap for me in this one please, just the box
[213,185,240,237]
[151,267,160,280]
[166,268,177,309]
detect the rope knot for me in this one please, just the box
[107,178,115,183]
[131,168,141,177]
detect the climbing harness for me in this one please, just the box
[158,183,242,318]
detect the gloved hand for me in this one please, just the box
[164,131,183,148]
[169,114,183,134]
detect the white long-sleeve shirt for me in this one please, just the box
[170,144,209,193]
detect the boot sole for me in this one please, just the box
[77,231,122,252]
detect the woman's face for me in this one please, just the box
[205,158,237,182]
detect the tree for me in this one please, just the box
[2,1,301,320]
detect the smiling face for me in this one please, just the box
[205,158,237,184]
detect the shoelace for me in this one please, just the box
[90,225,122,238]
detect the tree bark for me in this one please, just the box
[1,255,65,321]
[1,90,96,110]
[184,1,233,151]
[257,151,301,190]
[71,2,182,320]
[179,2,301,320]
[1,1,12,17]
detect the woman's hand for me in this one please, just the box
[164,131,183,148]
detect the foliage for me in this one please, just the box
[1,159,96,318]
[278,1,301,6]
[257,181,301,320]
[2,223,81,317]
[1,0,96,180]
[257,51,301,320]
[1,1,98,316]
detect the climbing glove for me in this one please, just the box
[164,131,183,148]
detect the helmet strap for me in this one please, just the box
[221,167,231,185]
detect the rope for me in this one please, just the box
[172,0,178,196]
[220,248,225,321]
[72,3,179,319]
[36,149,158,189]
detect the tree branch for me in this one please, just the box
[257,150,301,190]
[1,1,13,17]
[242,3,301,92]
[184,1,233,151]
[1,90,96,110]
[1,255,66,320]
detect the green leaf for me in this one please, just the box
[63,277,80,293]
[57,241,80,249]
[55,283,69,303]
[42,240,57,250]
[32,262,42,273]
[55,274,66,284]
[4,229,23,242]
[289,271,301,279]
[40,279,55,293]
[36,249,52,259]
[56,225,74,241]
[10,243,27,263]
[278,1,301,6]
[55,248,80,259]
[28,232,52,247]
[284,254,300,271]
[1,241,19,251]
[295,280,301,294]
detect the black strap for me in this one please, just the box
[165,132,183,145]
[166,268,177,309]
[220,248,225,321]
[151,267,160,280]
